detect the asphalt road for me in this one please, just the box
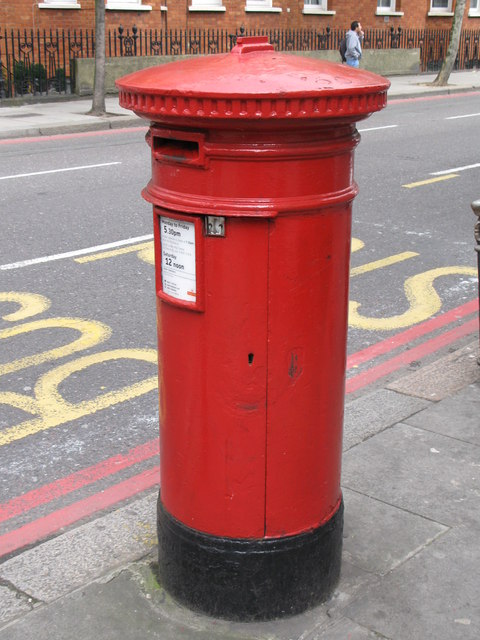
[0,91,478,557]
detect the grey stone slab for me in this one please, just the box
[133,561,374,640]
[0,567,310,640]
[405,382,480,445]
[135,560,328,640]
[0,570,267,640]
[0,563,381,640]
[342,423,480,527]
[0,585,33,626]
[342,525,480,640]
[387,341,480,401]
[343,388,431,451]
[302,617,386,639]
[335,559,374,599]
[0,492,157,602]
[342,488,448,575]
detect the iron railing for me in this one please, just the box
[1,26,480,99]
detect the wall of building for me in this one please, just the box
[0,1,167,33]
[1,0,479,35]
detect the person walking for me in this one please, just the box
[345,21,364,68]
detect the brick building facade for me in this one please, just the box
[1,1,480,35]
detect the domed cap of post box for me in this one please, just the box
[116,36,390,126]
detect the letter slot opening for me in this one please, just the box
[153,137,200,164]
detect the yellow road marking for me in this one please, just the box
[403,174,459,188]
[349,266,477,331]
[0,392,40,415]
[0,349,158,447]
[0,318,111,377]
[351,252,419,278]
[0,292,51,322]
[351,238,365,254]
[75,241,153,263]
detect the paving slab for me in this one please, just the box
[387,341,479,401]
[0,97,143,139]
[0,570,266,640]
[342,488,448,575]
[300,618,386,639]
[0,492,156,603]
[404,381,480,445]
[342,423,480,527]
[342,525,480,640]
[0,564,333,640]
[0,585,34,625]
[131,559,376,640]
[343,388,431,451]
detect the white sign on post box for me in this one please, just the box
[160,216,196,302]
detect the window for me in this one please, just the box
[38,0,81,8]
[303,0,335,15]
[377,0,395,12]
[470,0,480,16]
[429,0,454,14]
[189,0,226,11]
[245,0,281,12]
[304,0,327,8]
[106,0,152,10]
[376,0,403,16]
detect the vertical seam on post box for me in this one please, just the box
[264,219,272,537]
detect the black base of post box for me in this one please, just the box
[156,497,343,621]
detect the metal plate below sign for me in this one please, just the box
[205,216,225,237]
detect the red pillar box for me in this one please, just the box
[117,37,389,621]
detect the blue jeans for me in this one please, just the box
[346,58,359,68]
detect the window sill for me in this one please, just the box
[38,2,81,8]
[189,6,226,11]
[106,3,152,9]
[245,7,282,13]
[468,10,480,17]
[427,11,454,17]
[302,9,336,16]
[375,11,404,17]
[160,4,167,9]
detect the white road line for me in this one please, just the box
[431,162,480,176]
[0,235,154,271]
[0,162,121,181]
[357,125,398,132]
[445,113,480,120]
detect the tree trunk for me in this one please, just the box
[89,0,106,115]
[431,0,467,86]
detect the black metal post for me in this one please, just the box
[471,200,480,365]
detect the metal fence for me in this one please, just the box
[1,25,480,99]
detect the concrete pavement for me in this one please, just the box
[1,69,480,639]
[0,70,479,140]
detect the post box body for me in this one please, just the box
[117,39,389,620]
[152,125,355,540]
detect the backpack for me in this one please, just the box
[339,38,346,63]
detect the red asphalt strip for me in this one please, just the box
[0,126,148,145]
[346,317,478,394]
[0,467,159,558]
[347,298,479,368]
[0,300,478,557]
[0,440,159,524]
